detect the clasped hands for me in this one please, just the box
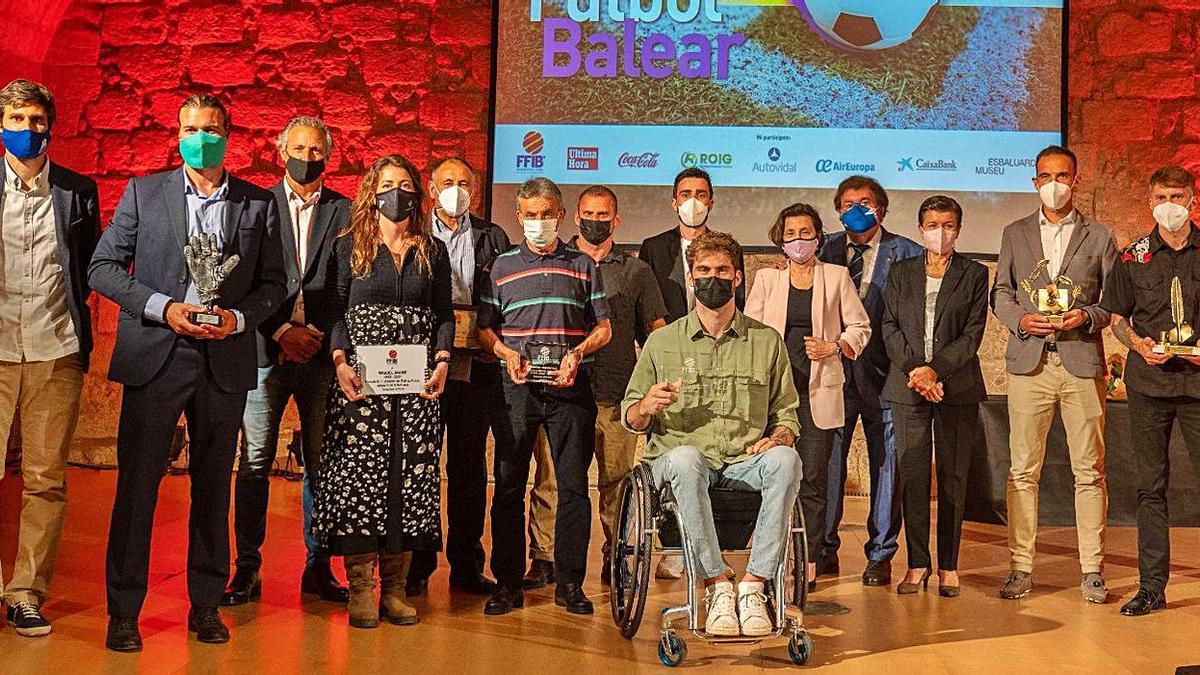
[504,348,582,387]
[908,365,943,403]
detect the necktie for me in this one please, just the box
[848,243,869,288]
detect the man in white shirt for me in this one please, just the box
[0,79,100,638]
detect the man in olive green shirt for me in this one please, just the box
[622,231,800,638]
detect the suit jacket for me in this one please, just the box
[990,211,1117,378]
[466,213,514,305]
[0,161,100,371]
[882,254,989,406]
[255,180,350,367]
[88,168,287,392]
[745,261,872,430]
[638,226,745,323]
[819,227,924,408]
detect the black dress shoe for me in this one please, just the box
[222,568,261,606]
[815,555,840,577]
[105,617,142,652]
[302,563,349,603]
[483,586,525,616]
[188,608,231,644]
[554,583,594,615]
[1120,588,1166,616]
[449,573,498,595]
[522,559,556,590]
[406,577,429,597]
[862,560,892,587]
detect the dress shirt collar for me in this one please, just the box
[1038,208,1079,229]
[285,178,321,210]
[5,155,50,195]
[183,167,229,202]
[685,308,747,341]
[431,209,470,237]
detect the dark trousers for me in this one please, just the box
[1127,391,1200,593]
[106,341,247,618]
[490,371,596,589]
[824,381,901,562]
[795,395,833,563]
[411,362,508,582]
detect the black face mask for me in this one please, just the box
[375,187,420,223]
[578,218,613,246]
[693,275,734,310]
[285,155,325,185]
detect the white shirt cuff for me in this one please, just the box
[144,293,172,323]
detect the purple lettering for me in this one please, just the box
[543,18,581,78]
[714,33,745,80]
[621,19,641,78]
[584,32,618,77]
[641,33,676,79]
[678,34,711,79]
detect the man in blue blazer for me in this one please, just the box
[89,94,286,651]
[817,175,923,586]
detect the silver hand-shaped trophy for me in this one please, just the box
[183,233,240,327]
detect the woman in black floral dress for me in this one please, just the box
[314,154,454,629]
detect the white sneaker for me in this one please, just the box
[655,555,685,579]
[737,581,772,637]
[704,581,739,636]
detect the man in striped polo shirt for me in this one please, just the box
[478,177,612,617]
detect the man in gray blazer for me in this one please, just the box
[990,145,1117,604]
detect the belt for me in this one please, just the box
[1044,341,1058,353]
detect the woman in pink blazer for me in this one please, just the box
[745,203,871,589]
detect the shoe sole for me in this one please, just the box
[554,599,594,615]
[10,623,52,638]
[741,627,773,637]
[106,642,142,653]
[705,626,740,637]
[483,603,523,616]
[999,589,1031,600]
[862,579,890,587]
[1120,602,1165,616]
[349,618,380,629]
[189,629,231,644]
[1083,594,1109,604]
[221,587,262,607]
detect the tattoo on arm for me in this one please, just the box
[768,426,794,448]
[1112,316,1136,350]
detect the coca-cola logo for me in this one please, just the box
[618,152,660,168]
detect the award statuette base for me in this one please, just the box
[1044,313,1064,325]
[524,341,569,384]
[1152,344,1200,356]
[189,309,224,327]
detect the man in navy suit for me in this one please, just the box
[817,175,923,586]
[0,79,100,638]
[89,94,286,651]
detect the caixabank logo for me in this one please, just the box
[681,151,733,170]
[516,131,545,171]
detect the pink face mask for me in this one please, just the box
[920,227,958,256]
[782,237,819,265]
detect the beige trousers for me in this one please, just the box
[1006,352,1107,574]
[0,354,84,605]
[529,402,640,561]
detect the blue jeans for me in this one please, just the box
[823,387,900,563]
[650,446,802,580]
[234,361,333,571]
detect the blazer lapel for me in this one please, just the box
[222,180,246,259]
[49,172,73,274]
[305,198,336,274]
[870,234,896,289]
[811,261,826,340]
[668,229,686,288]
[933,254,966,332]
[166,168,189,252]
[273,182,299,283]
[1057,217,1089,275]
[1019,215,1051,283]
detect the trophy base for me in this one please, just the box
[526,366,560,384]
[189,310,224,327]
[1044,314,1064,325]
[1152,344,1200,356]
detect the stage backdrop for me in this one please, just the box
[0,0,1197,480]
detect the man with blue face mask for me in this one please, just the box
[90,94,286,651]
[817,175,922,587]
[0,79,100,639]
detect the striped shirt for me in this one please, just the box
[478,239,608,363]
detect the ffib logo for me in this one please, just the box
[517,131,545,170]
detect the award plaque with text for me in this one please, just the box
[524,341,568,384]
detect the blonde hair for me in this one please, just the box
[341,155,431,278]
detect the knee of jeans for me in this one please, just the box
[760,445,801,481]
[665,446,707,480]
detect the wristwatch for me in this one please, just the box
[434,354,452,365]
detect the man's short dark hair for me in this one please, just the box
[180,93,231,130]
[0,79,55,128]
[1036,145,1077,173]
[673,167,713,197]
[1149,165,1196,191]
[769,202,824,248]
[834,175,888,212]
[918,195,963,226]
[578,184,618,213]
[686,231,741,273]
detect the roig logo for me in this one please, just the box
[681,151,733,169]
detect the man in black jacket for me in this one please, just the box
[406,157,512,596]
[223,116,350,608]
[89,94,287,651]
[0,79,100,638]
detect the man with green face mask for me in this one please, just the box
[89,93,287,652]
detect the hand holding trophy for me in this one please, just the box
[1020,259,1082,326]
[183,233,240,327]
[1152,275,1200,356]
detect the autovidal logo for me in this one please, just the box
[898,157,957,172]
[516,131,545,170]
[567,146,599,170]
[815,159,876,174]
[768,147,781,162]
[754,146,796,174]
[976,156,1035,176]
[681,151,733,169]
[618,152,660,168]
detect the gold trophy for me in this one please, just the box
[1152,276,1200,355]
[1020,259,1081,325]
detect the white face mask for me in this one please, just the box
[437,186,471,218]
[522,218,558,249]
[1038,180,1072,211]
[920,227,958,256]
[1153,200,1193,233]
[676,197,709,228]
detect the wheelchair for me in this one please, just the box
[609,462,813,667]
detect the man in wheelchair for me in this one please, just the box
[622,231,801,637]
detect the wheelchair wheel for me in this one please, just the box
[787,629,814,666]
[787,494,809,612]
[610,464,654,638]
[658,631,687,667]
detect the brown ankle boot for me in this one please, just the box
[379,552,419,625]
[344,553,380,629]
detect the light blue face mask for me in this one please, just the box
[840,203,878,234]
[179,131,227,169]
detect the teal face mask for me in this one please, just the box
[179,131,227,169]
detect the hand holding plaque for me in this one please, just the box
[1152,275,1200,356]
[524,341,569,384]
[184,233,240,327]
[1020,259,1081,326]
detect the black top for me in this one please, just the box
[784,285,814,386]
[328,234,455,353]
[1101,224,1200,398]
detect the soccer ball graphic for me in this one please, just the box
[799,0,940,51]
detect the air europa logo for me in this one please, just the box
[532,0,746,80]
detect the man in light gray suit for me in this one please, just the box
[990,145,1117,604]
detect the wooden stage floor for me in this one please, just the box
[2,468,1200,673]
